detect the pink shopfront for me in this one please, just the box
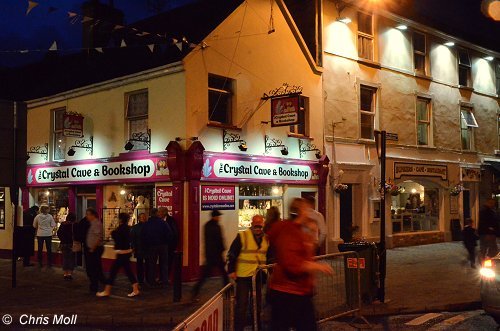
[24,151,181,246]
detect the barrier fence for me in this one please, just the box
[172,283,235,331]
[252,251,370,330]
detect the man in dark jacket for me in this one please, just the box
[462,218,479,268]
[192,210,229,300]
[142,208,171,287]
[159,207,179,279]
[130,212,148,284]
[478,198,499,261]
[21,206,39,266]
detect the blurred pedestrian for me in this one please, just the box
[21,205,39,267]
[33,205,56,268]
[192,210,229,300]
[478,198,499,261]
[57,212,77,279]
[304,195,326,255]
[267,198,332,331]
[142,208,171,287]
[462,218,479,268]
[227,215,268,331]
[97,213,140,297]
[131,212,148,284]
[158,207,179,281]
[84,208,106,294]
[264,206,281,264]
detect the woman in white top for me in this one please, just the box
[33,205,56,267]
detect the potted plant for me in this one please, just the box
[334,183,348,193]
[450,183,465,196]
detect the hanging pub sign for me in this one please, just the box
[461,167,481,182]
[63,112,84,137]
[271,95,300,127]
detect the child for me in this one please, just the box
[462,218,479,268]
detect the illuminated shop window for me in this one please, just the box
[359,85,377,140]
[208,74,234,125]
[357,12,374,61]
[125,89,149,150]
[458,49,472,87]
[238,184,283,231]
[289,96,309,136]
[416,97,431,146]
[52,107,66,161]
[460,106,478,151]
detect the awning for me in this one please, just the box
[484,160,500,173]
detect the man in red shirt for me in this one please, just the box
[267,198,332,331]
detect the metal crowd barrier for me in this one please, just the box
[172,283,235,331]
[251,251,370,330]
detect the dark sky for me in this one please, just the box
[0,0,195,68]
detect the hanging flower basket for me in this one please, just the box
[378,182,392,194]
[334,183,348,193]
[450,183,465,196]
[389,184,404,196]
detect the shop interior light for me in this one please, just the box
[396,24,408,30]
[485,56,494,61]
[45,191,50,196]
[411,188,417,194]
[120,189,126,195]
[444,41,455,47]
[337,17,352,24]
[272,187,280,195]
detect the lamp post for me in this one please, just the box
[374,130,386,303]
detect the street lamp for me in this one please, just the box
[374,130,387,303]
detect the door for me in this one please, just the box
[77,194,97,220]
[339,185,353,242]
[463,190,471,220]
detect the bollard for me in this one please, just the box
[173,251,183,302]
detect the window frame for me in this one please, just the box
[416,97,432,146]
[412,31,428,76]
[359,84,378,140]
[51,107,66,161]
[357,11,374,61]
[289,96,310,137]
[460,105,477,151]
[125,89,149,151]
[208,73,234,126]
[458,49,472,88]
[496,62,500,96]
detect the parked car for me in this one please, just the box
[480,257,500,323]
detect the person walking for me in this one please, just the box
[304,195,327,255]
[142,208,171,287]
[158,207,178,281]
[131,212,148,284]
[192,210,229,300]
[227,215,269,331]
[57,212,77,279]
[21,205,39,267]
[97,213,140,297]
[33,205,56,268]
[264,206,281,264]
[478,198,500,261]
[462,218,479,268]
[267,198,333,331]
[84,208,106,294]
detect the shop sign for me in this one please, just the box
[156,186,174,214]
[27,157,170,186]
[461,167,481,182]
[63,113,84,137]
[394,162,447,180]
[202,156,319,184]
[201,185,235,211]
[271,95,300,127]
[180,293,223,331]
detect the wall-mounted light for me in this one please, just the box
[337,17,352,24]
[120,189,126,195]
[299,139,321,159]
[67,136,93,156]
[223,129,247,152]
[27,143,48,161]
[444,41,455,47]
[396,24,408,30]
[264,135,288,155]
[125,129,151,151]
[484,56,494,61]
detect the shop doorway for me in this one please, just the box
[77,194,96,221]
[339,184,353,242]
[463,190,471,220]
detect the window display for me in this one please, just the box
[34,188,69,235]
[391,181,439,233]
[102,185,153,241]
[238,184,283,231]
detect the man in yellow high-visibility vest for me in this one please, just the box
[228,215,269,331]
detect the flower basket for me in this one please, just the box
[334,184,348,193]
[450,183,464,196]
[389,184,404,196]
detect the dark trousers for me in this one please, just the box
[107,253,137,285]
[135,254,147,283]
[168,249,175,278]
[464,244,476,266]
[235,277,262,331]
[60,244,75,271]
[480,235,498,261]
[269,290,316,331]
[85,246,106,293]
[37,236,52,266]
[146,244,169,285]
[192,259,229,297]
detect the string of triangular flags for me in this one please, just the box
[19,0,198,54]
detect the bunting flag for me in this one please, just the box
[175,42,183,51]
[147,44,155,53]
[120,39,127,48]
[67,11,77,18]
[48,41,57,51]
[95,47,104,53]
[172,38,179,44]
[81,16,93,23]
[113,24,124,30]
[26,0,39,15]
[189,43,197,49]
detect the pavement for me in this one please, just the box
[0,241,484,329]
